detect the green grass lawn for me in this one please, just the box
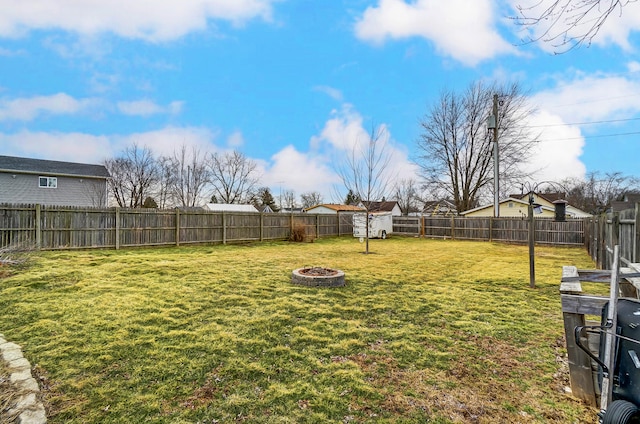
[0,237,597,423]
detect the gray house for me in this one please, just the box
[0,155,110,207]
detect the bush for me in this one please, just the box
[289,222,307,242]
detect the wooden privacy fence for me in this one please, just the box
[0,204,355,250]
[585,203,640,270]
[394,215,586,246]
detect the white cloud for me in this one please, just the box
[117,99,183,117]
[354,0,516,66]
[112,126,219,157]
[0,0,278,42]
[304,103,419,200]
[532,73,640,122]
[313,85,344,102]
[0,93,98,121]
[261,145,340,198]
[310,104,369,152]
[0,126,218,164]
[520,110,586,182]
[0,131,113,163]
[226,131,245,148]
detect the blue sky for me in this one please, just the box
[1,0,639,203]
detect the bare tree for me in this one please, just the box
[156,156,177,209]
[281,189,297,211]
[559,171,640,214]
[168,145,210,208]
[513,0,636,52]
[208,150,259,204]
[104,143,158,208]
[394,178,419,216]
[337,124,394,253]
[416,81,538,214]
[300,191,323,209]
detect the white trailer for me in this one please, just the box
[352,212,393,239]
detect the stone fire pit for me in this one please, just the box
[291,267,345,287]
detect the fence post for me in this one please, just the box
[115,207,120,250]
[421,215,425,238]
[634,202,640,263]
[222,212,227,245]
[337,212,341,237]
[560,266,598,406]
[260,213,264,242]
[35,204,41,250]
[489,216,493,242]
[316,214,320,239]
[175,208,180,247]
[450,216,455,240]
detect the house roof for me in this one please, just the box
[204,203,259,213]
[361,201,399,212]
[460,197,535,216]
[305,204,364,212]
[0,155,110,179]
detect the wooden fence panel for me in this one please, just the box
[0,204,37,247]
[393,216,420,236]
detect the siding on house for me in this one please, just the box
[0,172,108,207]
[0,155,110,207]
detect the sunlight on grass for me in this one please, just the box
[0,237,597,423]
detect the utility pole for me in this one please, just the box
[492,94,499,218]
[487,94,499,217]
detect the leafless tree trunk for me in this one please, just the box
[208,150,259,204]
[104,143,158,208]
[168,145,211,208]
[513,0,636,52]
[300,191,323,209]
[416,81,538,214]
[156,156,177,209]
[337,124,394,254]
[282,189,297,210]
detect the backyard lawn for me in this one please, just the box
[0,237,598,423]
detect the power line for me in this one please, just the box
[525,116,640,128]
[539,130,640,143]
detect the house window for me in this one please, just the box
[39,176,57,188]
[508,202,514,208]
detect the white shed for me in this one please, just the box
[204,203,259,213]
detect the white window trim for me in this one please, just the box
[39,176,58,188]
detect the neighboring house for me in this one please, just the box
[303,204,365,214]
[256,204,274,213]
[610,192,640,213]
[0,155,110,207]
[204,203,260,213]
[279,207,305,214]
[460,192,591,218]
[358,201,402,216]
[421,199,457,216]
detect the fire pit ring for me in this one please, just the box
[291,267,345,287]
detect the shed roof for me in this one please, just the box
[204,203,259,213]
[0,155,110,178]
[305,204,364,212]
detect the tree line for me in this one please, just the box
[103,144,328,211]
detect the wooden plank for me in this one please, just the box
[561,294,608,315]
[564,311,597,406]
